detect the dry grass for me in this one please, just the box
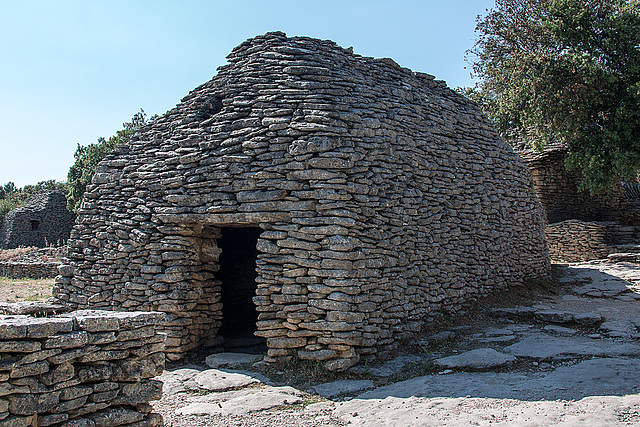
[0,277,54,303]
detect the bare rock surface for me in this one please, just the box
[177,387,303,416]
[152,260,640,426]
[193,369,262,392]
[312,380,375,399]
[335,395,640,427]
[503,334,640,359]
[435,348,516,369]
[205,352,263,369]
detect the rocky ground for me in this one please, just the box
[152,259,640,426]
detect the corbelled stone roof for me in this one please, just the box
[55,32,550,369]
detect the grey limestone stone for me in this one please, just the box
[53,31,550,370]
[435,348,517,370]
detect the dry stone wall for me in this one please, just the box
[54,32,550,370]
[545,220,611,263]
[0,307,164,427]
[517,145,626,223]
[0,261,60,279]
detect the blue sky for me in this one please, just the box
[0,0,495,187]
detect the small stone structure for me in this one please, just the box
[0,306,164,426]
[54,32,550,370]
[516,142,640,262]
[0,190,76,249]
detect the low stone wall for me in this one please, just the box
[0,307,165,427]
[0,261,60,279]
[545,220,611,263]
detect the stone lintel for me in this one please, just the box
[156,212,292,226]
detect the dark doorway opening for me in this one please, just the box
[217,227,265,352]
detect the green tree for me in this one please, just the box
[468,0,640,193]
[0,182,17,200]
[66,109,152,211]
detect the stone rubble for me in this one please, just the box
[434,348,516,370]
[54,31,550,370]
[311,380,374,399]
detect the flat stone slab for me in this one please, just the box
[177,402,222,416]
[535,309,574,324]
[312,380,375,398]
[356,357,640,401]
[366,355,423,377]
[503,334,640,360]
[193,369,261,391]
[205,352,263,369]
[336,393,640,427]
[435,348,516,370]
[599,320,636,337]
[156,368,201,395]
[177,386,302,416]
[218,387,302,415]
[572,272,631,297]
[542,325,578,336]
[483,328,514,337]
[573,312,604,325]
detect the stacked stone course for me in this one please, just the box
[516,143,626,224]
[0,262,60,279]
[0,308,164,427]
[54,32,550,370]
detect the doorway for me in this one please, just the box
[217,227,265,351]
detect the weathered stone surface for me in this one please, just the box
[44,331,89,349]
[193,369,260,392]
[7,391,60,415]
[312,380,374,398]
[534,310,574,324]
[435,348,516,370]
[503,334,640,360]
[90,407,144,427]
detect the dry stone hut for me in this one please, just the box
[54,32,550,370]
[0,189,75,249]
[516,142,627,223]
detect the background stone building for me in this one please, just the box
[0,189,75,249]
[516,142,627,223]
[54,32,550,370]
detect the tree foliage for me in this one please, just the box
[66,110,152,212]
[0,180,65,224]
[468,0,640,193]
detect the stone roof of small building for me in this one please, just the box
[54,32,550,368]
